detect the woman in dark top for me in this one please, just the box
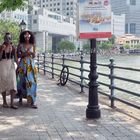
[0,32,18,109]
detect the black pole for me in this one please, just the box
[86,39,101,119]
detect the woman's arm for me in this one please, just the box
[13,46,18,64]
[33,44,36,58]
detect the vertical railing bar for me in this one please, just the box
[80,50,84,93]
[51,53,54,78]
[109,58,115,108]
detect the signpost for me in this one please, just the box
[78,0,112,119]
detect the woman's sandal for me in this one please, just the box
[3,104,9,108]
[10,105,18,109]
[31,104,38,109]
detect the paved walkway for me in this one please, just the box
[0,74,140,140]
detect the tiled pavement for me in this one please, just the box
[0,74,140,140]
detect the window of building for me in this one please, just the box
[130,23,136,34]
[35,10,37,15]
[125,24,128,34]
[71,2,73,5]
[130,0,136,5]
[33,19,37,24]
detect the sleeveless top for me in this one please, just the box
[0,45,15,59]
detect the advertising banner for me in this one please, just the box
[78,0,112,39]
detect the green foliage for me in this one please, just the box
[0,20,20,45]
[57,40,76,53]
[135,44,140,48]
[82,43,90,52]
[108,34,116,44]
[99,42,112,50]
[123,43,130,49]
[0,0,28,12]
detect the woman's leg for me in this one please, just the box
[2,91,8,107]
[10,90,18,109]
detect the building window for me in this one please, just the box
[130,0,136,5]
[130,23,136,34]
[125,24,128,34]
[35,10,37,15]
[71,2,73,5]
[33,19,37,24]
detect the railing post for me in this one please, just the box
[62,54,65,67]
[51,53,54,78]
[80,50,84,93]
[43,53,46,75]
[37,53,39,72]
[109,58,115,108]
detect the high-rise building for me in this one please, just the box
[111,0,140,36]
[31,0,77,23]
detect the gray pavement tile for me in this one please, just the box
[0,75,140,140]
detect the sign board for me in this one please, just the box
[78,0,112,39]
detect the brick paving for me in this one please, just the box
[0,74,140,140]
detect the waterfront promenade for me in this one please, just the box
[0,74,140,140]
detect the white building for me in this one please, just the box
[0,9,28,25]
[30,0,77,23]
[111,0,140,36]
[30,8,76,52]
[112,13,125,36]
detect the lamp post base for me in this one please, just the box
[86,107,101,119]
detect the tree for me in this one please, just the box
[0,20,20,45]
[82,43,90,53]
[0,0,28,12]
[99,42,112,50]
[108,34,116,44]
[135,44,140,48]
[57,40,76,53]
[123,43,130,49]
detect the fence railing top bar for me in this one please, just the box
[63,58,80,62]
[114,65,140,72]
[97,63,109,67]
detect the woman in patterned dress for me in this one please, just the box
[17,30,38,108]
[0,32,18,109]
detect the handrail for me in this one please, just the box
[36,53,140,110]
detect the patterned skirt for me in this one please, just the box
[17,57,38,104]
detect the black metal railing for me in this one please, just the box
[36,53,140,110]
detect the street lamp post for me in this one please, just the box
[19,20,26,32]
[86,39,101,119]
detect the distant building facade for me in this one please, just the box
[111,0,140,36]
[0,9,28,25]
[112,13,125,36]
[30,7,76,52]
[116,34,140,48]
[30,0,77,23]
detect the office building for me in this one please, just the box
[111,0,140,36]
[31,0,77,23]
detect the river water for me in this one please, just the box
[84,54,140,106]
